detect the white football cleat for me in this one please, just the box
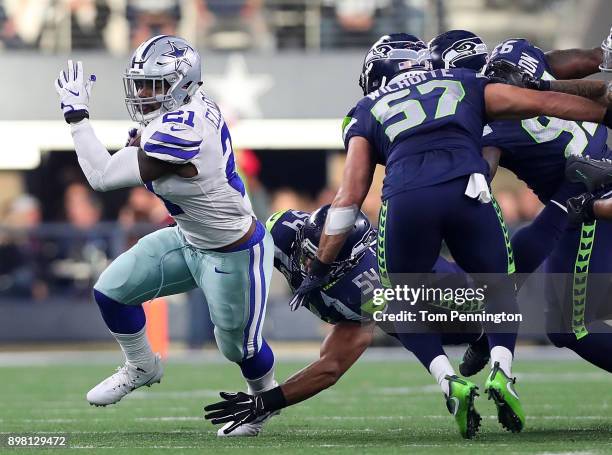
[216,410,280,437]
[87,354,163,406]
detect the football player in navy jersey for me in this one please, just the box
[481,37,611,274]
[427,30,612,379]
[290,33,612,438]
[205,205,484,437]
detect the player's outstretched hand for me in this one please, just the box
[566,192,596,225]
[600,27,612,72]
[204,392,262,434]
[289,270,331,311]
[485,59,547,90]
[54,60,96,124]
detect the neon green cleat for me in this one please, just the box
[445,375,481,439]
[485,361,525,433]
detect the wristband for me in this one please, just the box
[64,109,89,124]
[537,79,551,91]
[259,386,288,412]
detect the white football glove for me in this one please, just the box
[601,27,612,72]
[54,60,96,123]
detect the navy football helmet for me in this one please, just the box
[293,204,376,280]
[429,30,488,72]
[359,33,431,95]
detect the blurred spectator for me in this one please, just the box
[517,186,544,221]
[321,0,408,49]
[119,186,170,247]
[65,183,102,230]
[196,0,271,50]
[270,188,312,215]
[51,183,111,295]
[119,186,168,227]
[0,194,49,300]
[267,0,306,49]
[237,149,270,220]
[495,190,521,227]
[0,3,25,49]
[127,0,181,50]
[68,0,111,49]
[361,191,381,224]
[3,194,42,228]
[316,186,337,208]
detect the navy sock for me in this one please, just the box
[486,332,516,355]
[93,289,145,334]
[395,332,446,369]
[239,338,275,380]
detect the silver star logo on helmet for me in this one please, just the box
[160,41,193,71]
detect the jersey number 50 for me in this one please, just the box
[371,80,466,141]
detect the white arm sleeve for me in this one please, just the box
[70,119,143,192]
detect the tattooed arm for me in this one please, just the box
[548,79,612,107]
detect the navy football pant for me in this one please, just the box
[545,219,612,372]
[511,201,567,276]
[511,182,582,280]
[379,176,518,368]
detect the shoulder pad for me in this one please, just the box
[266,209,310,232]
[342,108,359,143]
[141,117,203,164]
[266,209,290,231]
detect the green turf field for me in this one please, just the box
[1,356,611,454]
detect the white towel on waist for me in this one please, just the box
[464,173,491,203]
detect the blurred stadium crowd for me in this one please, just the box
[0,0,428,52]
[0,0,564,54]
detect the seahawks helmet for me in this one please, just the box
[293,205,376,280]
[429,30,488,72]
[124,35,202,124]
[359,33,431,95]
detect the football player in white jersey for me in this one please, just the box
[54,36,278,437]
